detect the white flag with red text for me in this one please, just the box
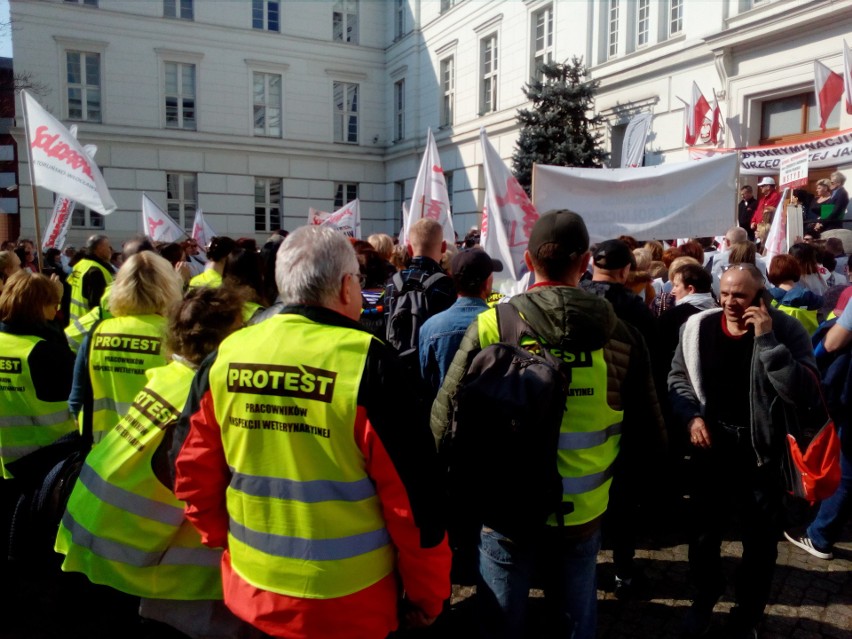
[480,128,537,285]
[763,188,790,262]
[142,193,185,242]
[842,40,852,115]
[191,208,216,248]
[308,199,361,238]
[814,60,844,131]
[684,82,711,146]
[404,128,454,244]
[22,90,116,216]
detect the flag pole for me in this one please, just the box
[19,91,45,273]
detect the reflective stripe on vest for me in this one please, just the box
[65,292,111,354]
[68,258,113,323]
[210,314,394,599]
[56,361,223,600]
[0,332,76,478]
[477,306,624,526]
[87,315,167,443]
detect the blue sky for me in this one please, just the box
[1,0,12,58]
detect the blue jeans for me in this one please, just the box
[808,426,851,550]
[476,525,601,639]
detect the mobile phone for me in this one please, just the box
[751,288,773,308]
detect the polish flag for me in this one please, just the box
[709,90,723,146]
[814,60,843,131]
[843,40,852,115]
[685,82,711,146]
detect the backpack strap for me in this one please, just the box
[495,303,531,346]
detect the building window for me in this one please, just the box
[394,79,405,142]
[440,0,457,13]
[440,56,454,127]
[71,206,104,229]
[333,81,359,144]
[333,0,358,45]
[253,0,280,32]
[760,92,840,143]
[394,180,405,229]
[334,182,358,208]
[164,0,193,20]
[637,0,650,47]
[164,62,196,130]
[64,0,98,6]
[253,72,282,137]
[445,171,454,212]
[166,172,197,230]
[66,51,101,122]
[255,178,282,232]
[394,0,405,40]
[607,0,619,58]
[531,5,554,81]
[480,34,498,115]
[669,0,683,36]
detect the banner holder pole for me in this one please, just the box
[20,91,46,274]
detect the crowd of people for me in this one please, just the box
[0,178,850,639]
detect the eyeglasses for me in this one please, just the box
[722,263,765,281]
[348,272,366,288]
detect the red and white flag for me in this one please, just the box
[404,128,454,245]
[763,188,790,262]
[142,193,184,242]
[41,126,98,250]
[309,199,361,238]
[480,127,537,286]
[709,90,724,146]
[22,90,116,216]
[684,82,711,146]
[843,40,852,115]
[814,60,843,131]
[191,208,216,248]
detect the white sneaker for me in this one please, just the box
[784,531,833,560]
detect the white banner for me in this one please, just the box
[689,128,852,175]
[142,193,185,242]
[191,208,216,248]
[309,199,361,238]
[480,128,537,283]
[532,154,738,242]
[404,128,454,244]
[621,113,653,168]
[780,149,809,188]
[22,90,117,216]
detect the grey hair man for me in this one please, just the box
[710,226,762,295]
[171,225,451,639]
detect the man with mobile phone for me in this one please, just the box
[669,263,818,639]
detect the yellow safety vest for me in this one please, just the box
[770,300,819,336]
[87,315,168,443]
[0,333,76,479]
[478,307,623,526]
[67,258,113,325]
[208,314,395,598]
[188,269,222,289]
[65,285,112,354]
[56,360,222,599]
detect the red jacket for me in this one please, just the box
[173,305,451,639]
[752,190,781,226]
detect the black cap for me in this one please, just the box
[593,239,636,270]
[527,210,589,259]
[452,248,503,286]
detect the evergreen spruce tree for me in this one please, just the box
[512,57,608,195]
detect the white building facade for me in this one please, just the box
[9,0,852,245]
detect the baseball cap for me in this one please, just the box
[527,210,589,259]
[593,239,636,270]
[452,248,503,285]
[757,177,776,186]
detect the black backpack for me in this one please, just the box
[448,303,572,541]
[386,270,449,358]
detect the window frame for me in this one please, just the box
[669,0,684,37]
[164,0,193,20]
[531,4,554,82]
[394,0,405,40]
[440,56,455,128]
[480,33,498,115]
[71,205,104,230]
[607,0,620,59]
[636,0,650,48]
[65,50,102,123]
[163,60,197,130]
[166,172,197,232]
[759,91,841,145]
[253,0,281,33]
[254,177,282,233]
[64,0,98,6]
[393,79,405,142]
[333,0,359,45]
[334,182,359,209]
[253,71,283,138]
[333,81,359,144]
